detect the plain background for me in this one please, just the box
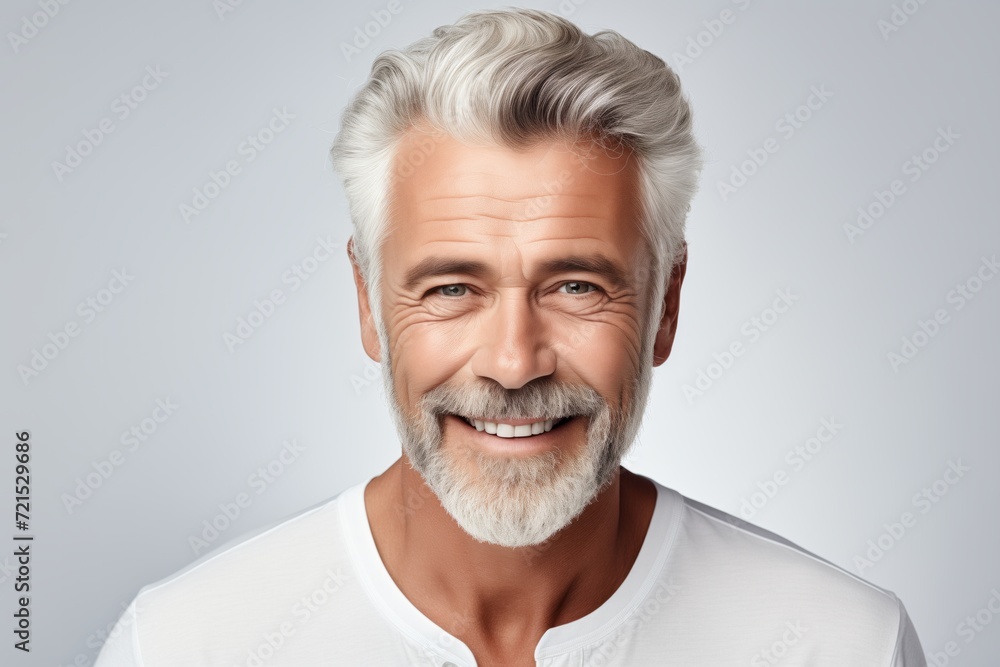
[1,0,998,665]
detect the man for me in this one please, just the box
[96,8,926,666]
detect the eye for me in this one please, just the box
[559,281,601,295]
[430,284,469,297]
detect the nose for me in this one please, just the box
[470,291,557,389]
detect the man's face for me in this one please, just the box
[351,125,682,547]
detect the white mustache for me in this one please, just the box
[417,380,606,424]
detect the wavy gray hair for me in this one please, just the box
[330,7,703,355]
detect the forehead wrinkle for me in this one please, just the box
[409,170,620,201]
[409,205,614,227]
[417,192,607,205]
[407,192,619,226]
[414,214,618,225]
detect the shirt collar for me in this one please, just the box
[338,475,680,665]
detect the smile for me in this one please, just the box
[450,414,576,438]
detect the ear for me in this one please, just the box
[347,237,382,363]
[652,243,687,366]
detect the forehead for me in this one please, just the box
[385,126,643,251]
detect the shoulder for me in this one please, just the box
[140,488,349,604]
[673,489,895,603]
[100,481,378,665]
[649,481,925,664]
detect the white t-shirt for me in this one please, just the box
[95,476,926,666]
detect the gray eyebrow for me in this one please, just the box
[403,258,491,292]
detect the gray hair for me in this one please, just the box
[330,7,703,356]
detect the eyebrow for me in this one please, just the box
[402,253,630,292]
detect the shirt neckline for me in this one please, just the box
[338,474,680,665]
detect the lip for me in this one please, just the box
[444,413,581,457]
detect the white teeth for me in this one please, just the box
[460,415,569,438]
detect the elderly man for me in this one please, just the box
[96,8,926,666]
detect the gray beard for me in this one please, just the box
[378,349,654,548]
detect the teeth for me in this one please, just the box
[461,415,569,438]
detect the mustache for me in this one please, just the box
[416,377,606,422]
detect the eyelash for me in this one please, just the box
[428,281,603,298]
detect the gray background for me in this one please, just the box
[1,0,997,665]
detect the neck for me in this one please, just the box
[364,458,657,653]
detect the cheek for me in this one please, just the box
[550,322,640,403]
[554,318,641,367]
[390,321,471,407]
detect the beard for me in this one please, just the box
[376,343,655,548]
